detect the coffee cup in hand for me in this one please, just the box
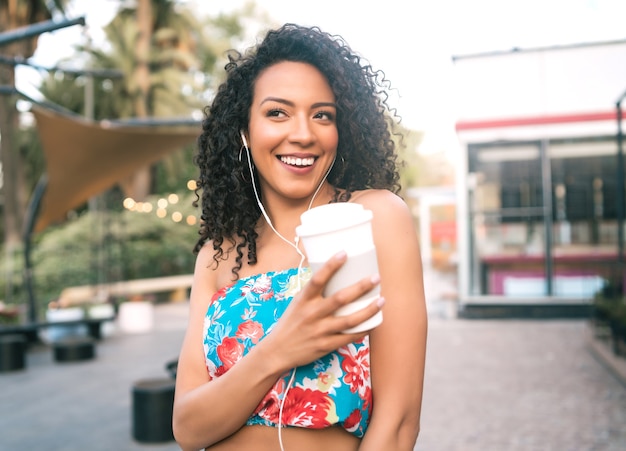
[296,203,382,333]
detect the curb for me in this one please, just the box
[586,324,626,388]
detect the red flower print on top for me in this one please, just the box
[339,345,371,394]
[273,387,333,429]
[210,284,230,306]
[364,385,373,410]
[216,336,244,370]
[343,408,362,433]
[213,365,227,377]
[236,320,264,344]
[253,377,286,416]
[251,274,272,295]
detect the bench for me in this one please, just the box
[0,316,114,343]
[1,275,193,344]
[58,274,194,307]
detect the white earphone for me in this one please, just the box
[237,126,335,451]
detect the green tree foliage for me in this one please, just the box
[36,1,260,200]
[0,191,200,313]
[39,1,252,120]
[0,0,268,316]
[0,0,67,247]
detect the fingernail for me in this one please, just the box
[335,250,347,261]
[376,297,386,308]
[370,273,380,284]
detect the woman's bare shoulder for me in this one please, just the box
[193,240,239,299]
[349,189,409,215]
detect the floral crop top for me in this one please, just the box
[203,267,372,437]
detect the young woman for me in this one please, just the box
[173,24,427,451]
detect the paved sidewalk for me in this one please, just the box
[1,268,625,450]
[0,303,186,451]
[419,268,626,451]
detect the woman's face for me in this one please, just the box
[246,61,338,204]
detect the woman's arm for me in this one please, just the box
[172,245,286,450]
[173,243,385,451]
[356,190,428,451]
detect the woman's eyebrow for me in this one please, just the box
[260,97,337,109]
[260,96,293,106]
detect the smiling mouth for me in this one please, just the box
[279,156,316,167]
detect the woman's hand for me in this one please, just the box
[262,250,384,371]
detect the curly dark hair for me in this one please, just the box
[194,23,402,278]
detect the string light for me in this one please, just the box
[122,180,199,226]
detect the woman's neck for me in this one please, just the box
[256,183,335,243]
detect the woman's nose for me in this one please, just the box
[288,115,315,145]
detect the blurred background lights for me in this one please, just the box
[123,197,135,210]
[123,192,198,226]
[187,180,197,190]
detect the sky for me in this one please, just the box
[18,0,626,154]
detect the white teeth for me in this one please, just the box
[280,156,315,167]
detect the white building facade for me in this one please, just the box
[453,40,626,316]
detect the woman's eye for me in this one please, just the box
[267,109,286,118]
[314,111,335,121]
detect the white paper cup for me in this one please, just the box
[296,203,382,333]
[297,203,374,261]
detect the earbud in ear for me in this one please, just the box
[240,131,249,149]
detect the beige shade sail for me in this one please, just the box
[32,105,200,232]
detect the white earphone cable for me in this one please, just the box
[243,136,335,289]
[241,133,335,451]
[277,367,297,451]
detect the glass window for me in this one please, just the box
[466,138,623,299]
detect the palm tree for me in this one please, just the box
[32,0,264,204]
[80,0,248,200]
[0,0,67,248]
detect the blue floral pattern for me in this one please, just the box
[203,267,372,437]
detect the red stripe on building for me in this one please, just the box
[456,111,619,131]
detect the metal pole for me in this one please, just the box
[616,99,625,265]
[540,140,554,296]
[22,176,48,323]
[0,17,85,47]
[84,75,95,120]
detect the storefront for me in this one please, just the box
[453,40,626,316]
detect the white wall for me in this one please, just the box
[453,41,626,122]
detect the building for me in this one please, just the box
[453,39,626,317]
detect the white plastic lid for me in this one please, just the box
[296,203,373,237]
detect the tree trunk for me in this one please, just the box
[0,2,53,247]
[120,0,153,200]
[0,47,27,247]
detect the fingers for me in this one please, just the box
[333,294,385,335]
[318,272,383,334]
[296,250,383,335]
[301,251,348,297]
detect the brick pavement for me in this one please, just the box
[0,268,624,451]
[418,268,626,451]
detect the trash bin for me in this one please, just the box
[0,334,26,372]
[132,378,175,443]
[52,337,96,363]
